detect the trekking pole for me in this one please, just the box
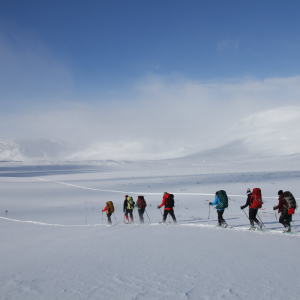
[208,204,210,225]
[113,213,118,224]
[102,211,103,224]
[145,209,151,224]
[257,213,267,230]
[242,208,250,220]
[275,210,277,221]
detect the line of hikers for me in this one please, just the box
[102,189,297,232]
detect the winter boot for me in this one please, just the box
[258,223,262,230]
[284,225,291,232]
[222,221,228,228]
[125,215,129,224]
[130,217,134,223]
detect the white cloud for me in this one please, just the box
[217,39,240,51]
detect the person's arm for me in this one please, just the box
[274,196,283,210]
[211,196,219,206]
[102,206,107,212]
[241,194,251,209]
[158,197,166,208]
[123,200,127,211]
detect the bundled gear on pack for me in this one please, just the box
[136,196,147,209]
[127,196,135,210]
[165,194,175,208]
[282,191,297,215]
[215,190,228,210]
[250,188,263,209]
[106,201,115,213]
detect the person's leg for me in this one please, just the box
[107,213,112,225]
[279,211,288,227]
[129,209,133,222]
[169,210,177,222]
[125,209,129,223]
[217,210,222,226]
[139,208,145,223]
[162,210,168,222]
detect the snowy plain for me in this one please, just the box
[1,154,300,300]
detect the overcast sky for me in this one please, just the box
[1,0,300,159]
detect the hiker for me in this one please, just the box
[157,192,177,224]
[240,188,262,230]
[273,190,296,232]
[135,196,147,224]
[102,201,114,225]
[209,190,228,227]
[123,195,135,223]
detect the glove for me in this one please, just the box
[273,206,276,211]
[209,202,212,205]
[240,206,243,210]
[157,205,160,209]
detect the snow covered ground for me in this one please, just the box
[1,158,300,299]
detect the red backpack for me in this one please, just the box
[137,196,147,208]
[250,188,263,209]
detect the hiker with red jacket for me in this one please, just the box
[273,190,292,232]
[135,196,147,224]
[240,188,262,230]
[157,192,177,224]
[102,201,114,225]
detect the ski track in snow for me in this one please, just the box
[1,217,299,237]
[35,177,290,199]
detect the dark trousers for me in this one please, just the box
[107,213,112,225]
[217,210,226,225]
[138,207,145,224]
[163,209,176,222]
[249,208,260,226]
[125,209,133,218]
[279,210,292,227]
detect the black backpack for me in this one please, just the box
[282,191,297,209]
[165,194,175,208]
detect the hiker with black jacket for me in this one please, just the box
[123,195,135,224]
[273,190,292,232]
[135,196,147,224]
[240,188,262,230]
[157,192,176,224]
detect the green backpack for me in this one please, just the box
[216,190,228,209]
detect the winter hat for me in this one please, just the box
[278,190,283,195]
[125,195,128,198]
[247,188,251,193]
[163,192,168,195]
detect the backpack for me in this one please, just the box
[282,191,297,214]
[216,190,228,209]
[106,201,114,213]
[250,188,263,209]
[165,194,175,208]
[127,197,134,209]
[137,196,147,208]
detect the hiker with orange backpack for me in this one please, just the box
[273,190,297,232]
[123,195,135,224]
[135,196,147,224]
[157,192,177,224]
[102,201,115,225]
[240,188,262,230]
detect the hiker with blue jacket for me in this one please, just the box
[209,191,228,228]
